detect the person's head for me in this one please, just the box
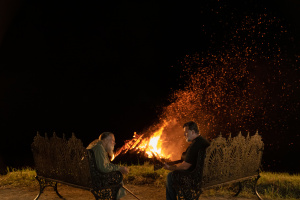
[183,121,200,142]
[99,132,116,157]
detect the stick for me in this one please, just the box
[166,160,182,165]
[152,152,182,170]
[122,185,141,200]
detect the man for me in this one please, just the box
[87,132,129,200]
[163,121,210,200]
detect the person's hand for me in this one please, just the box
[119,166,129,175]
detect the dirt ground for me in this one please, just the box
[0,184,261,200]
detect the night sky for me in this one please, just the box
[0,0,299,173]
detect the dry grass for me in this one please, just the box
[1,164,299,200]
[124,162,169,187]
[0,167,38,188]
[258,172,300,200]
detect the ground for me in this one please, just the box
[0,184,263,200]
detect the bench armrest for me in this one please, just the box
[91,169,123,188]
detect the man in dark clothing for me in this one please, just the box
[163,121,210,200]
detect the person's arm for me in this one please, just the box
[93,144,120,173]
[163,161,192,171]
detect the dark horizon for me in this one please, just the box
[0,0,299,174]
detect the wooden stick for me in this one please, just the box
[122,186,141,200]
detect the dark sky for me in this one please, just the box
[0,0,299,170]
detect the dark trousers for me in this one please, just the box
[166,172,177,200]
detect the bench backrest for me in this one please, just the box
[202,131,264,188]
[31,133,92,187]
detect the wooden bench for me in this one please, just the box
[31,133,123,200]
[172,131,264,200]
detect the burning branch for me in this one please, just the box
[113,132,144,160]
[113,121,176,164]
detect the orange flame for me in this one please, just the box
[135,126,170,158]
[112,121,172,161]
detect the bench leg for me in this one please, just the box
[34,176,47,200]
[34,176,65,200]
[54,182,64,199]
[253,175,263,200]
[233,182,243,197]
[34,178,43,200]
[195,189,203,200]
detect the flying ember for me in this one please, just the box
[112,8,297,171]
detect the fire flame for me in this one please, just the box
[112,121,172,161]
[136,126,168,158]
[111,154,115,161]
